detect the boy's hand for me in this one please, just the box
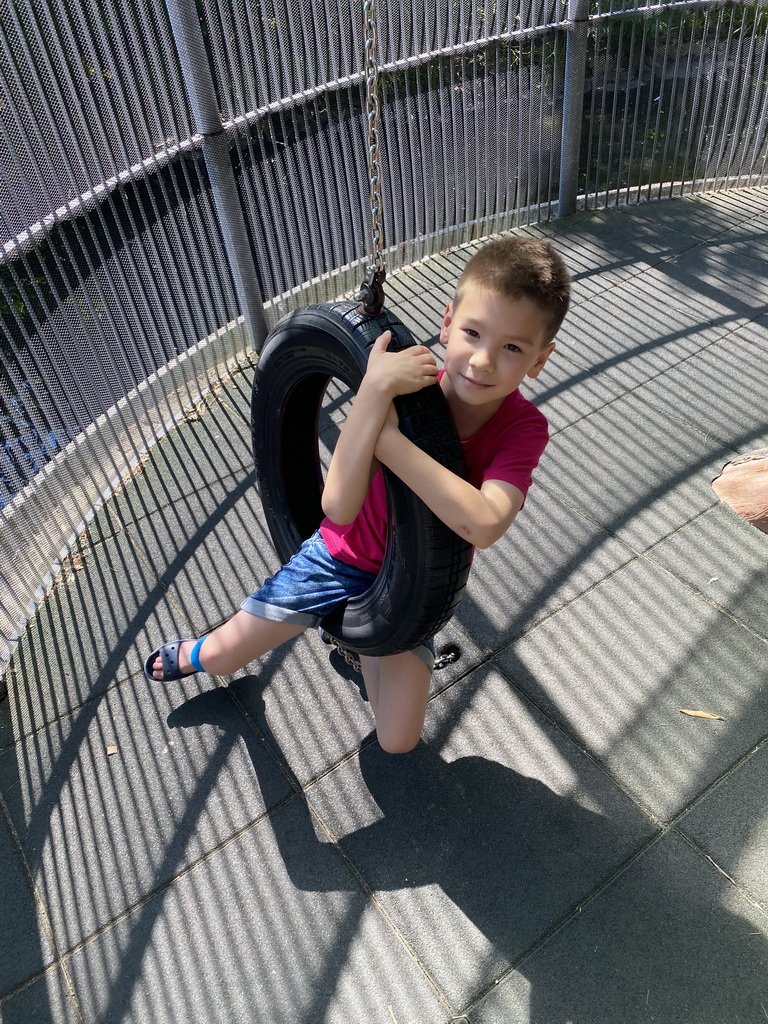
[365,330,438,397]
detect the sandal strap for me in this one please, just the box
[189,637,206,673]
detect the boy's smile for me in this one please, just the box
[438,287,555,435]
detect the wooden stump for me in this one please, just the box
[711,448,768,534]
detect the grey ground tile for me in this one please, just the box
[629,317,768,450]
[522,350,626,435]
[125,471,279,635]
[694,187,768,234]
[223,621,483,789]
[559,281,736,391]
[185,632,375,792]
[0,968,81,1024]
[648,504,768,639]
[620,244,768,323]
[495,557,768,822]
[306,665,656,1011]
[614,193,751,236]
[8,533,192,740]
[472,830,768,1024]
[678,740,768,909]
[705,223,768,261]
[0,676,291,953]
[107,372,255,532]
[386,207,705,319]
[535,389,731,552]
[700,224,768,267]
[64,800,451,1024]
[453,486,635,655]
[0,809,56,995]
[541,207,707,302]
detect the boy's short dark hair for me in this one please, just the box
[454,237,571,343]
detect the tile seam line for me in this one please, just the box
[301,786,459,1020]
[492,653,768,945]
[545,315,760,437]
[223,679,368,792]
[610,343,768,443]
[673,826,768,922]
[564,227,740,311]
[640,545,768,645]
[218,664,468,1016]
[0,789,87,1022]
[667,733,768,831]
[226,671,516,1017]
[223,631,488,794]
[37,788,302,963]
[2,642,211,750]
[461,736,768,1020]
[485,547,640,658]
[459,824,672,1019]
[491,546,768,818]
[498,622,766,833]
[110,460,256,536]
[4,527,201,749]
[456,490,764,674]
[0,964,80,1017]
[491,655,665,825]
[2,621,483,766]
[561,191,768,280]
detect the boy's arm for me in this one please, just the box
[373,415,524,548]
[321,331,438,524]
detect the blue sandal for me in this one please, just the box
[144,637,207,682]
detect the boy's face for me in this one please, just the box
[439,286,555,415]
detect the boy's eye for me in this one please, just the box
[463,327,479,338]
[504,343,521,352]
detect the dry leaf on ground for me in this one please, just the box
[678,709,725,721]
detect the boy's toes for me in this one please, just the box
[144,638,198,683]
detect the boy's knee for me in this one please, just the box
[377,731,421,755]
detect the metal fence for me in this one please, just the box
[2,0,768,671]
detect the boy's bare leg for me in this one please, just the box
[150,611,306,679]
[359,652,431,754]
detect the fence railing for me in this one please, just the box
[2,0,768,671]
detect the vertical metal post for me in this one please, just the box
[164,0,268,350]
[558,0,590,218]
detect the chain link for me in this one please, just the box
[320,630,461,674]
[356,0,387,313]
[361,0,384,274]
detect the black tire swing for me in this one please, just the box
[250,2,472,658]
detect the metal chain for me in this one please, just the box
[356,0,387,314]
[320,630,461,674]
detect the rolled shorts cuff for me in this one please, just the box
[403,642,435,672]
[239,596,435,671]
[239,595,319,628]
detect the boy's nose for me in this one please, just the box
[469,346,494,371]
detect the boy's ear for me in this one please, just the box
[439,302,453,346]
[527,341,556,379]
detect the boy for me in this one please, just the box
[146,237,570,753]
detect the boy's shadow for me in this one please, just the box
[168,679,622,960]
[168,680,768,1022]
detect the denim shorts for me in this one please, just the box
[240,530,435,669]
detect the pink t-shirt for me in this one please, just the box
[320,383,549,573]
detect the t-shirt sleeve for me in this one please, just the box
[480,408,549,503]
